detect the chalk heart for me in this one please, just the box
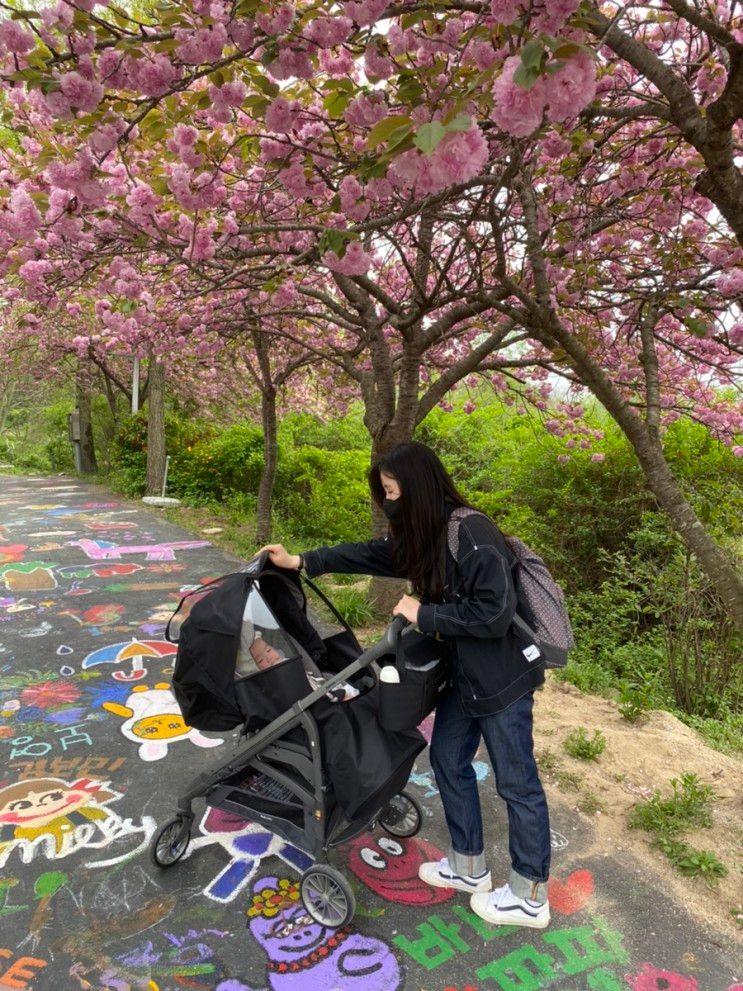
[548,869,594,915]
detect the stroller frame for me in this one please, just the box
[151,576,421,927]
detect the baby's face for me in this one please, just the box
[249,638,283,669]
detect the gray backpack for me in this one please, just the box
[448,508,575,668]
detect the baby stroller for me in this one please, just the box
[149,551,426,927]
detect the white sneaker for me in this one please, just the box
[470,883,550,929]
[418,858,491,894]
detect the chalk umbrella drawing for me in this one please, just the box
[82,639,177,682]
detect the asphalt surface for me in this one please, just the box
[0,474,740,991]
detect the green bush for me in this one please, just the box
[274,445,372,545]
[43,400,76,472]
[279,410,368,451]
[110,411,217,497]
[169,424,263,501]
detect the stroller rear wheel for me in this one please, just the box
[300,865,355,928]
[379,790,422,838]
[151,816,191,867]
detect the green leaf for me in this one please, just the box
[513,62,540,91]
[319,229,355,257]
[553,43,582,59]
[151,177,171,195]
[414,120,447,155]
[153,37,180,53]
[366,115,413,150]
[254,74,280,97]
[323,91,350,119]
[445,113,472,132]
[521,39,544,70]
[545,59,566,75]
[397,72,424,105]
[684,317,708,337]
[400,9,430,28]
[244,95,270,115]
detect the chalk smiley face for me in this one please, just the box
[345,835,455,904]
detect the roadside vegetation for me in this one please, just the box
[2,387,741,762]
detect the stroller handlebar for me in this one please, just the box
[387,613,410,646]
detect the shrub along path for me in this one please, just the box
[0,474,740,990]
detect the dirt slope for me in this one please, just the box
[533,676,742,944]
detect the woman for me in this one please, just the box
[260,440,551,929]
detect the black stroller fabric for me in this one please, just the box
[168,563,425,822]
[170,572,249,731]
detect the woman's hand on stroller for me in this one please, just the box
[393,593,420,625]
[258,544,303,571]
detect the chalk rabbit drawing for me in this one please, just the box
[103,683,224,761]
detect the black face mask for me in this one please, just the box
[382,497,404,523]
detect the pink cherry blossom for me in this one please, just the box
[339,175,370,222]
[265,97,299,133]
[176,22,229,64]
[343,0,387,27]
[125,53,180,97]
[546,52,598,123]
[532,0,580,34]
[428,125,489,191]
[0,18,35,54]
[344,92,388,128]
[492,56,547,137]
[324,240,372,275]
[59,71,104,112]
[489,0,521,24]
[256,4,295,35]
[304,16,353,48]
[364,44,393,79]
[716,268,743,297]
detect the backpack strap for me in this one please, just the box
[447,507,541,645]
[447,506,486,561]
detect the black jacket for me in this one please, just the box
[303,508,544,716]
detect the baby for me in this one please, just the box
[249,634,359,703]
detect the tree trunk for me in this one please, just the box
[255,385,278,545]
[76,367,98,474]
[540,313,743,634]
[514,173,743,634]
[616,419,743,634]
[145,357,166,497]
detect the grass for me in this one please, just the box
[628,772,728,884]
[564,727,607,761]
[555,769,582,792]
[536,748,560,771]
[326,584,375,627]
[628,773,714,836]
[653,838,728,885]
[577,793,607,816]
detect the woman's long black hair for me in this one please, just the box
[369,441,473,601]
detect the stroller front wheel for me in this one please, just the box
[300,865,355,928]
[151,816,191,867]
[379,790,422,838]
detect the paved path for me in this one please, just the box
[0,475,739,991]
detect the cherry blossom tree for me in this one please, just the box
[1,0,741,625]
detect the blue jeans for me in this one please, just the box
[430,688,550,902]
